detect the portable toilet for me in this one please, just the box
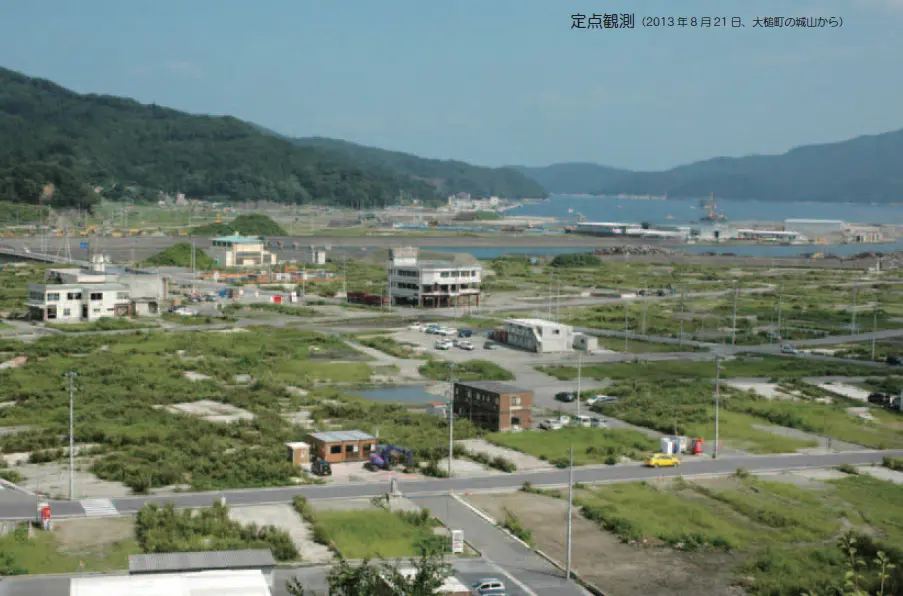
[672,436,689,453]
[659,437,673,455]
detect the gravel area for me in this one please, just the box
[456,439,553,470]
[228,504,332,563]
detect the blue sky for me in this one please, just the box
[1,0,901,170]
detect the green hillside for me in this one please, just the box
[512,128,903,202]
[292,137,547,199]
[191,214,286,237]
[143,243,216,269]
[0,66,440,210]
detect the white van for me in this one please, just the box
[590,416,607,428]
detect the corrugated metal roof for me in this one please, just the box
[308,430,376,443]
[212,235,263,244]
[128,550,276,574]
[72,570,270,596]
[454,380,530,395]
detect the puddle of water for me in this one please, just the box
[355,385,440,404]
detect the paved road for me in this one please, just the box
[2,450,902,521]
[0,559,536,596]
[414,495,588,596]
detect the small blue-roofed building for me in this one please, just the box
[209,232,277,267]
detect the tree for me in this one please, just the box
[317,545,453,596]
[285,577,310,596]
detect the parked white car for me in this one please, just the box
[434,340,452,350]
[780,344,798,355]
[585,395,619,407]
[408,323,425,331]
[438,327,458,337]
[540,418,563,430]
[590,416,607,428]
[457,340,475,351]
[574,415,592,427]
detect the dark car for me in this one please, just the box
[887,355,902,366]
[458,329,473,338]
[555,391,577,403]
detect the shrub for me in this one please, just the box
[836,463,859,475]
[883,456,903,472]
[501,509,533,545]
[489,456,516,473]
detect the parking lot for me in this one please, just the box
[391,325,607,412]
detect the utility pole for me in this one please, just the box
[447,362,456,478]
[731,281,739,346]
[641,282,647,335]
[576,353,582,418]
[548,270,553,319]
[556,282,561,324]
[776,281,784,342]
[63,371,78,500]
[872,302,878,361]
[713,358,721,459]
[565,444,574,580]
[851,286,858,335]
[624,297,629,351]
[342,255,347,297]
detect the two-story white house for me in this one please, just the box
[27,282,132,322]
[386,247,481,308]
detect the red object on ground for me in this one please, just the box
[273,295,282,304]
[691,438,704,455]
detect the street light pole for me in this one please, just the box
[63,371,78,500]
[713,358,721,459]
[565,443,574,580]
[447,362,456,479]
[342,255,347,298]
[776,281,784,341]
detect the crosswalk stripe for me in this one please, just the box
[80,498,119,516]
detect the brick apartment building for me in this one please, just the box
[452,381,532,432]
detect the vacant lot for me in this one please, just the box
[471,472,903,595]
[487,428,658,467]
[0,328,370,492]
[313,508,440,559]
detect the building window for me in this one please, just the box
[90,292,103,301]
[66,292,82,300]
[330,445,341,454]
[511,396,521,407]
[346,444,359,453]
[63,308,71,317]
[46,293,60,302]
[363,443,373,452]
[117,292,129,300]
[93,308,101,313]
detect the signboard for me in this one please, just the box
[450,530,464,554]
[79,242,88,250]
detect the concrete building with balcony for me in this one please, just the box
[27,283,132,322]
[386,247,481,308]
[452,381,532,432]
[209,234,277,268]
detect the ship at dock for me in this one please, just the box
[699,194,728,223]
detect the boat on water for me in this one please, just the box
[699,193,728,223]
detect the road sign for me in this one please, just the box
[451,530,464,554]
[79,242,88,250]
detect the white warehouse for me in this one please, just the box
[496,318,575,353]
[387,247,482,308]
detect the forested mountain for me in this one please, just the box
[0,67,441,210]
[291,137,548,199]
[512,128,903,202]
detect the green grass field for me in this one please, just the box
[419,359,514,381]
[538,355,882,382]
[45,318,158,332]
[314,509,439,559]
[488,428,658,466]
[0,527,138,574]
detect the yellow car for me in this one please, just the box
[644,453,681,468]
